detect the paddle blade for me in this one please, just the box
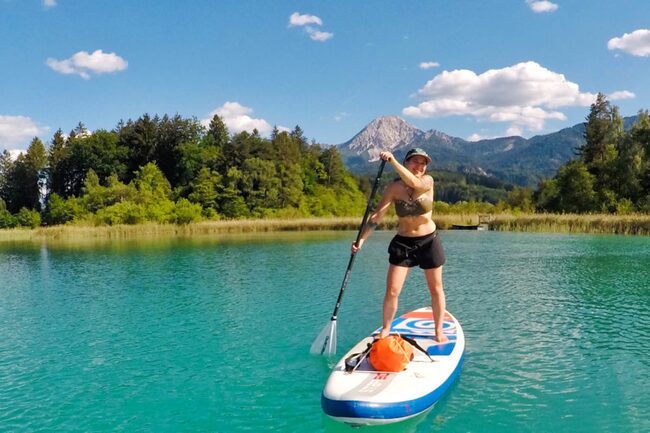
[310,320,337,356]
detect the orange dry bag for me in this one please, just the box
[369,335,414,372]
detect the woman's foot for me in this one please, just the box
[435,330,449,343]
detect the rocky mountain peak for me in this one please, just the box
[344,116,421,155]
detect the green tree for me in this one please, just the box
[627,111,650,201]
[534,179,560,212]
[319,147,347,187]
[56,130,127,197]
[188,167,222,213]
[278,163,304,208]
[47,129,68,197]
[207,114,229,148]
[555,160,596,213]
[219,166,249,218]
[43,193,85,225]
[154,114,204,188]
[503,187,534,212]
[118,114,159,181]
[0,150,13,205]
[16,207,41,228]
[4,138,47,212]
[241,157,281,214]
[274,131,301,165]
[580,93,623,167]
[133,162,172,202]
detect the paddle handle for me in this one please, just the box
[330,160,386,320]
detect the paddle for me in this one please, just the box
[310,160,387,356]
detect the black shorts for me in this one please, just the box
[388,232,445,269]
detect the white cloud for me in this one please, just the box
[43,0,57,8]
[608,90,636,100]
[306,27,334,42]
[403,61,596,134]
[334,112,349,122]
[46,50,128,79]
[203,102,272,136]
[607,29,650,57]
[288,12,333,42]
[526,0,559,13]
[419,61,440,70]
[288,12,322,27]
[0,115,48,149]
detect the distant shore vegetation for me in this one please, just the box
[0,93,649,234]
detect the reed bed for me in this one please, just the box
[0,214,479,244]
[1,213,648,244]
[489,213,650,236]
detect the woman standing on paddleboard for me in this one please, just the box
[351,148,448,343]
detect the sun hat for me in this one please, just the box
[403,148,432,164]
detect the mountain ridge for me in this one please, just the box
[336,115,637,186]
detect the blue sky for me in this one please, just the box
[1,0,650,154]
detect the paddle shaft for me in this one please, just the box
[329,160,386,321]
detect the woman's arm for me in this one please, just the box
[351,184,395,253]
[380,151,432,191]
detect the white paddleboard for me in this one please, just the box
[321,307,465,425]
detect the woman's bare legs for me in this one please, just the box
[380,264,410,338]
[424,266,449,343]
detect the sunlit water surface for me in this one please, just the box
[1,231,648,432]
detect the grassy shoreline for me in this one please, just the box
[1,213,649,244]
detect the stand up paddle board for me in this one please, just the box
[321,307,464,425]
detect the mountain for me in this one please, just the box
[337,116,637,186]
[339,116,471,175]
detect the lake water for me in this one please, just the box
[1,230,649,432]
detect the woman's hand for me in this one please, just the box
[379,151,394,162]
[351,239,364,254]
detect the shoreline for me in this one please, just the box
[1,213,649,244]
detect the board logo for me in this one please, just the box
[390,318,456,335]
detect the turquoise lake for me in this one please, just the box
[1,230,649,432]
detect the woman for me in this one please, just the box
[352,148,448,343]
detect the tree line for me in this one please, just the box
[2,95,649,229]
[0,114,366,228]
[500,94,650,214]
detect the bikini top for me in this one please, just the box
[394,196,433,217]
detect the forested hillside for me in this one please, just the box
[0,115,366,227]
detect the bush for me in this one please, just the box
[16,208,41,228]
[95,201,147,225]
[173,198,203,224]
[44,194,85,225]
[0,209,18,228]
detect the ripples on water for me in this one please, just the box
[0,231,649,432]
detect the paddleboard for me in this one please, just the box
[321,307,465,425]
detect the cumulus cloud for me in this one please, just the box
[0,115,48,150]
[305,27,334,42]
[288,12,333,42]
[46,50,128,79]
[419,61,440,70]
[526,0,559,13]
[608,29,650,57]
[288,12,322,27]
[403,61,602,134]
[203,102,272,136]
[608,90,636,100]
[43,0,57,8]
